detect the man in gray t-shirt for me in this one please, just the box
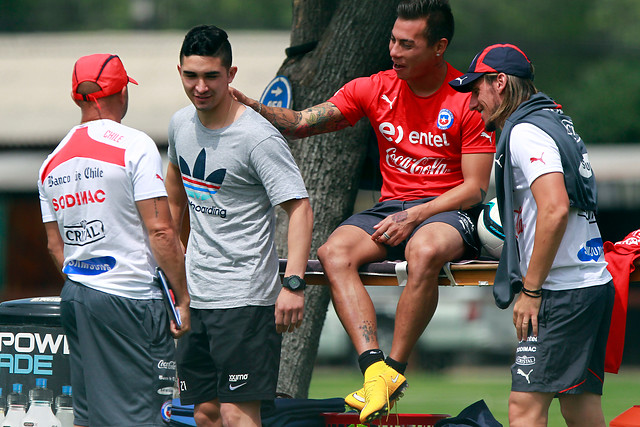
[165,25,313,427]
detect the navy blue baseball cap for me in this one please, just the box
[449,43,533,92]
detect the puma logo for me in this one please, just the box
[454,76,468,85]
[530,152,545,164]
[495,154,504,168]
[381,94,397,110]
[480,131,492,141]
[517,368,533,384]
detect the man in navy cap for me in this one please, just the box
[450,44,613,427]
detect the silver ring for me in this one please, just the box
[383,232,391,240]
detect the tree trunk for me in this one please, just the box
[275,0,400,398]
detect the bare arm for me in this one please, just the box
[372,152,494,245]
[274,197,313,333]
[231,87,351,139]
[137,196,191,337]
[165,162,188,237]
[44,221,65,274]
[513,172,569,340]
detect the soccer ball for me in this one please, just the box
[477,198,504,259]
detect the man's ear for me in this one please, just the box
[495,73,508,94]
[228,66,238,84]
[435,38,448,56]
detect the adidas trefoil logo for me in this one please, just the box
[180,148,226,201]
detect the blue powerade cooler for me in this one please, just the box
[0,297,71,399]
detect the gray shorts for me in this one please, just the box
[340,197,481,261]
[511,282,614,395]
[60,280,176,427]
[176,306,281,405]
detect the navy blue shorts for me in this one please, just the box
[60,280,176,427]
[340,197,481,261]
[176,306,281,405]
[511,281,614,395]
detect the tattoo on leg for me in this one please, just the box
[359,321,377,344]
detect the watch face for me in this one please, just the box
[285,275,304,290]
[289,277,301,289]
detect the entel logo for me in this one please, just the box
[378,122,450,147]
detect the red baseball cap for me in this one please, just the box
[72,54,138,101]
[449,44,533,93]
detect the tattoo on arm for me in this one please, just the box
[469,188,488,208]
[265,102,350,139]
[154,198,160,218]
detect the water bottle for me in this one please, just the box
[20,378,61,427]
[1,384,27,427]
[0,388,6,419]
[53,387,72,427]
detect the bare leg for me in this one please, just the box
[559,392,606,427]
[220,401,261,427]
[318,225,387,354]
[194,400,222,427]
[388,222,464,362]
[509,391,553,427]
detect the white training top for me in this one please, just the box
[38,119,167,299]
[509,122,611,291]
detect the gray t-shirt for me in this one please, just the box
[168,105,308,309]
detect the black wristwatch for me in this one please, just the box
[283,275,306,291]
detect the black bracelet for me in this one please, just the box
[522,287,542,298]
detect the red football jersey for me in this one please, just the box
[329,66,495,201]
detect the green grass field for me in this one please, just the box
[308,366,639,426]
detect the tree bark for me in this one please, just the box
[275,0,400,398]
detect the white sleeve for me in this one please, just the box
[37,177,57,223]
[126,134,168,202]
[510,122,564,186]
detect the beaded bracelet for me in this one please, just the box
[257,103,262,115]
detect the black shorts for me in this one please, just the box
[340,197,481,261]
[60,280,176,427]
[176,305,281,405]
[511,282,614,395]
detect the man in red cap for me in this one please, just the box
[38,53,191,426]
[450,44,613,427]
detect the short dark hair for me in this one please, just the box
[179,25,232,69]
[397,0,454,46]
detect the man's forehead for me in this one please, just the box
[392,18,428,41]
[180,55,225,72]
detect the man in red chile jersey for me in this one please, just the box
[37,53,191,427]
[232,0,494,422]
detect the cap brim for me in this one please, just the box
[128,76,138,85]
[448,72,485,93]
